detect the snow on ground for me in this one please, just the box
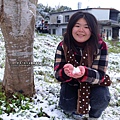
[0,32,120,120]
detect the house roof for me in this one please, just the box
[50,8,120,15]
[98,20,120,27]
[88,8,120,12]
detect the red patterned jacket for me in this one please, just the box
[54,38,108,85]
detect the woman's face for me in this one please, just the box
[72,18,91,43]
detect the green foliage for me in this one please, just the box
[108,47,120,53]
[41,57,48,64]
[0,87,33,115]
[37,3,72,13]
[36,107,50,118]
[117,100,120,106]
[0,86,50,118]
[104,40,120,53]
[54,5,72,12]
[116,88,120,106]
[0,81,52,118]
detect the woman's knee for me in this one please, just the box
[89,86,111,118]
[90,86,111,109]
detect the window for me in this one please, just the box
[57,15,63,23]
[65,15,69,22]
[62,28,67,35]
[52,29,56,34]
[57,16,60,23]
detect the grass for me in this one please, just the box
[105,39,120,53]
[0,82,34,115]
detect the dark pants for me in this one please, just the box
[59,83,110,118]
[89,86,111,118]
[59,83,79,112]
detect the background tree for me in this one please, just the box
[35,3,72,27]
[54,5,72,12]
[0,0,38,98]
[37,3,72,14]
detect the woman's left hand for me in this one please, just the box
[72,66,85,79]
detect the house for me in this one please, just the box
[49,8,120,40]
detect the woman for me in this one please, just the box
[54,11,111,120]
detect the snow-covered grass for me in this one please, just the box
[0,32,120,120]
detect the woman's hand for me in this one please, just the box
[72,66,85,78]
[63,64,85,78]
[63,64,74,77]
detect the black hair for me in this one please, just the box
[63,11,99,54]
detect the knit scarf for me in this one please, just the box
[63,42,92,114]
[63,42,111,114]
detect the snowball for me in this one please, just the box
[72,67,80,74]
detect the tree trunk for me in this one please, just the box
[0,0,38,97]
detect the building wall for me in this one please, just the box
[49,8,120,39]
[50,11,76,24]
[50,9,110,24]
[87,9,110,20]
[50,24,67,36]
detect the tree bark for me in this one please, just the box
[0,0,38,97]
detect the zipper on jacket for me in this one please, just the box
[80,48,82,56]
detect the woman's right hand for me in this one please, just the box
[63,63,74,77]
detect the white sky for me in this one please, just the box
[38,0,120,11]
